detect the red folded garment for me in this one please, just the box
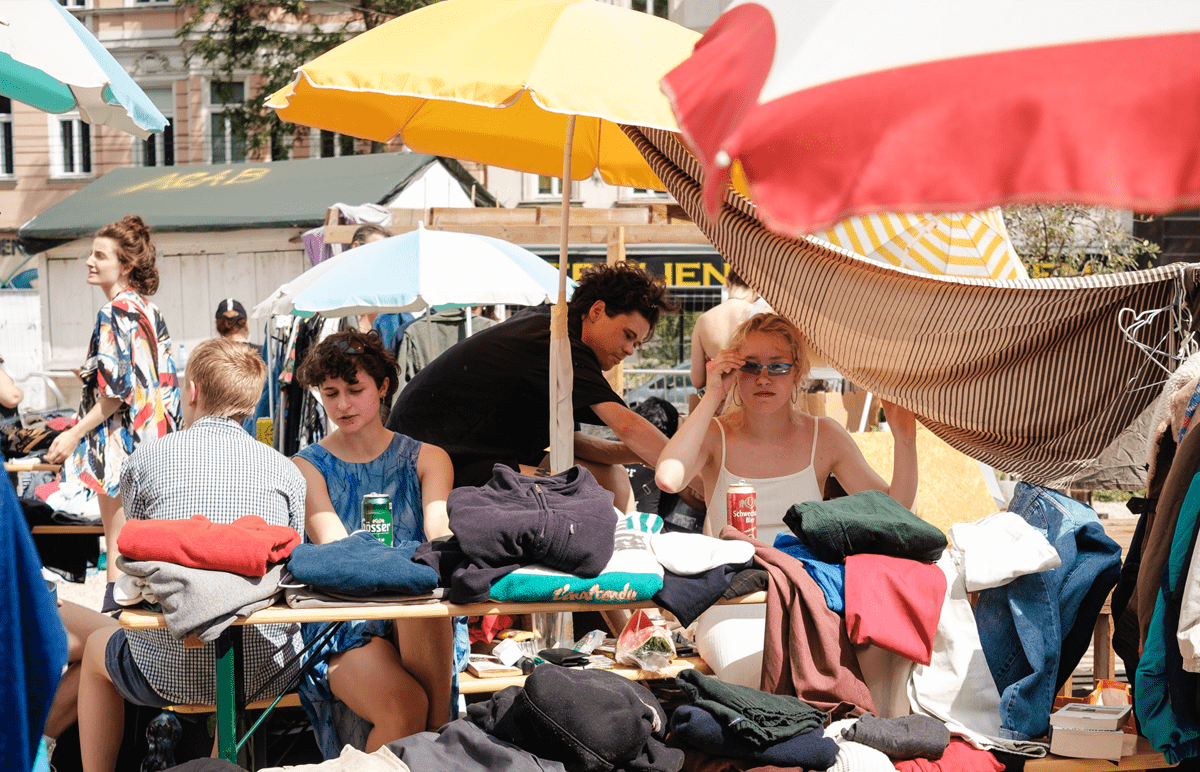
[117,514,301,577]
[894,739,1003,772]
[845,553,945,666]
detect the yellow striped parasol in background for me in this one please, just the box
[812,208,1027,280]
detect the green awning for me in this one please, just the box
[18,152,494,254]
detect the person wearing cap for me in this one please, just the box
[215,298,251,344]
[214,298,267,435]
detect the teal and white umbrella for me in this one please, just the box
[0,0,167,139]
[289,223,573,318]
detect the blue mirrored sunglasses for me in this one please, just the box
[332,339,362,355]
[739,362,794,377]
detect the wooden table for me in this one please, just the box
[119,592,766,766]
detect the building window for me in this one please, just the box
[208,80,246,165]
[630,0,668,18]
[51,114,91,177]
[318,130,357,158]
[132,0,172,3]
[58,0,85,7]
[537,175,562,197]
[0,98,13,177]
[137,87,174,167]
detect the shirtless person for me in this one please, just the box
[689,269,766,412]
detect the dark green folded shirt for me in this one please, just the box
[783,489,947,563]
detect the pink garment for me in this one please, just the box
[723,526,874,716]
[117,514,300,577]
[894,739,1003,772]
[845,554,946,666]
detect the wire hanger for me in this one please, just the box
[1119,281,1197,393]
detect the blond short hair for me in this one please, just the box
[185,337,266,420]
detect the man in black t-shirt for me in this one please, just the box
[387,263,679,511]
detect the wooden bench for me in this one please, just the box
[30,524,103,535]
[167,692,302,714]
[458,655,712,694]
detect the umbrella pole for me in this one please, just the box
[549,115,577,474]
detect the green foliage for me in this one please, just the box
[178,1,436,155]
[1001,204,1161,278]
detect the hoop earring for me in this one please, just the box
[791,386,801,405]
[731,388,743,407]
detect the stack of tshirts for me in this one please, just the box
[115,514,300,642]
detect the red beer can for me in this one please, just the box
[727,480,757,539]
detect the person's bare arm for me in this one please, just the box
[573,431,640,466]
[292,456,351,544]
[689,319,709,390]
[657,348,743,493]
[416,442,454,540]
[43,395,123,463]
[591,401,669,470]
[0,368,22,410]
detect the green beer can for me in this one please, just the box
[361,493,392,546]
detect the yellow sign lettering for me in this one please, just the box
[223,168,270,185]
[114,173,180,196]
[675,262,701,286]
[203,170,233,186]
[703,264,725,286]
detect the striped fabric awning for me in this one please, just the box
[624,125,1200,490]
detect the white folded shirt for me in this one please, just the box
[650,531,756,575]
[949,511,1061,592]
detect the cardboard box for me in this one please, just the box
[1048,726,1128,761]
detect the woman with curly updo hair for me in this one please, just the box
[45,215,182,584]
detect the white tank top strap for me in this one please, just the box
[717,418,729,470]
[810,415,819,467]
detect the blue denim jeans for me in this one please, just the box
[974,482,1122,740]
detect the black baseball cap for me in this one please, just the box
[215,298,247,321]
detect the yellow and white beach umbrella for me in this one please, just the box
[813,208,1027,280]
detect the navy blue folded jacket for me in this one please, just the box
[417,464,617,603]
[288,532,439,596]
[669,705,839,769]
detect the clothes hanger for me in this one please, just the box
[1119,283,1197,393]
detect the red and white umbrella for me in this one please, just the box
[661,0,1200,238]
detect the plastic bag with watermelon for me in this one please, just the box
[615,609,676,671]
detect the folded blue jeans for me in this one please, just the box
[974,482,1121,740]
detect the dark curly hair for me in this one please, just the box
[567,262,678,334]
[295,329,399,410]
[95,215,159,296]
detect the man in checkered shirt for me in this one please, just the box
[67,337,306,772]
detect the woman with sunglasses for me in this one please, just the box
[656,313,917,685]
[292,329,457,757]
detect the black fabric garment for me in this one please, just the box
[722,568,768,599]
[418,464,617,603]
[466,670,684,772]
[386,305,624,488]
[282,315,324,457]
[675,670,825,748]
[23,495,100,583]
[783,490,948,563]
[653,561,751,628]
[387,719,568,772]
[669,705,840,770]
[1112,509,1149,677]
[516,665,683,772]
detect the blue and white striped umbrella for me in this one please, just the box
[0,0,167,139]
[290,223,572,318]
